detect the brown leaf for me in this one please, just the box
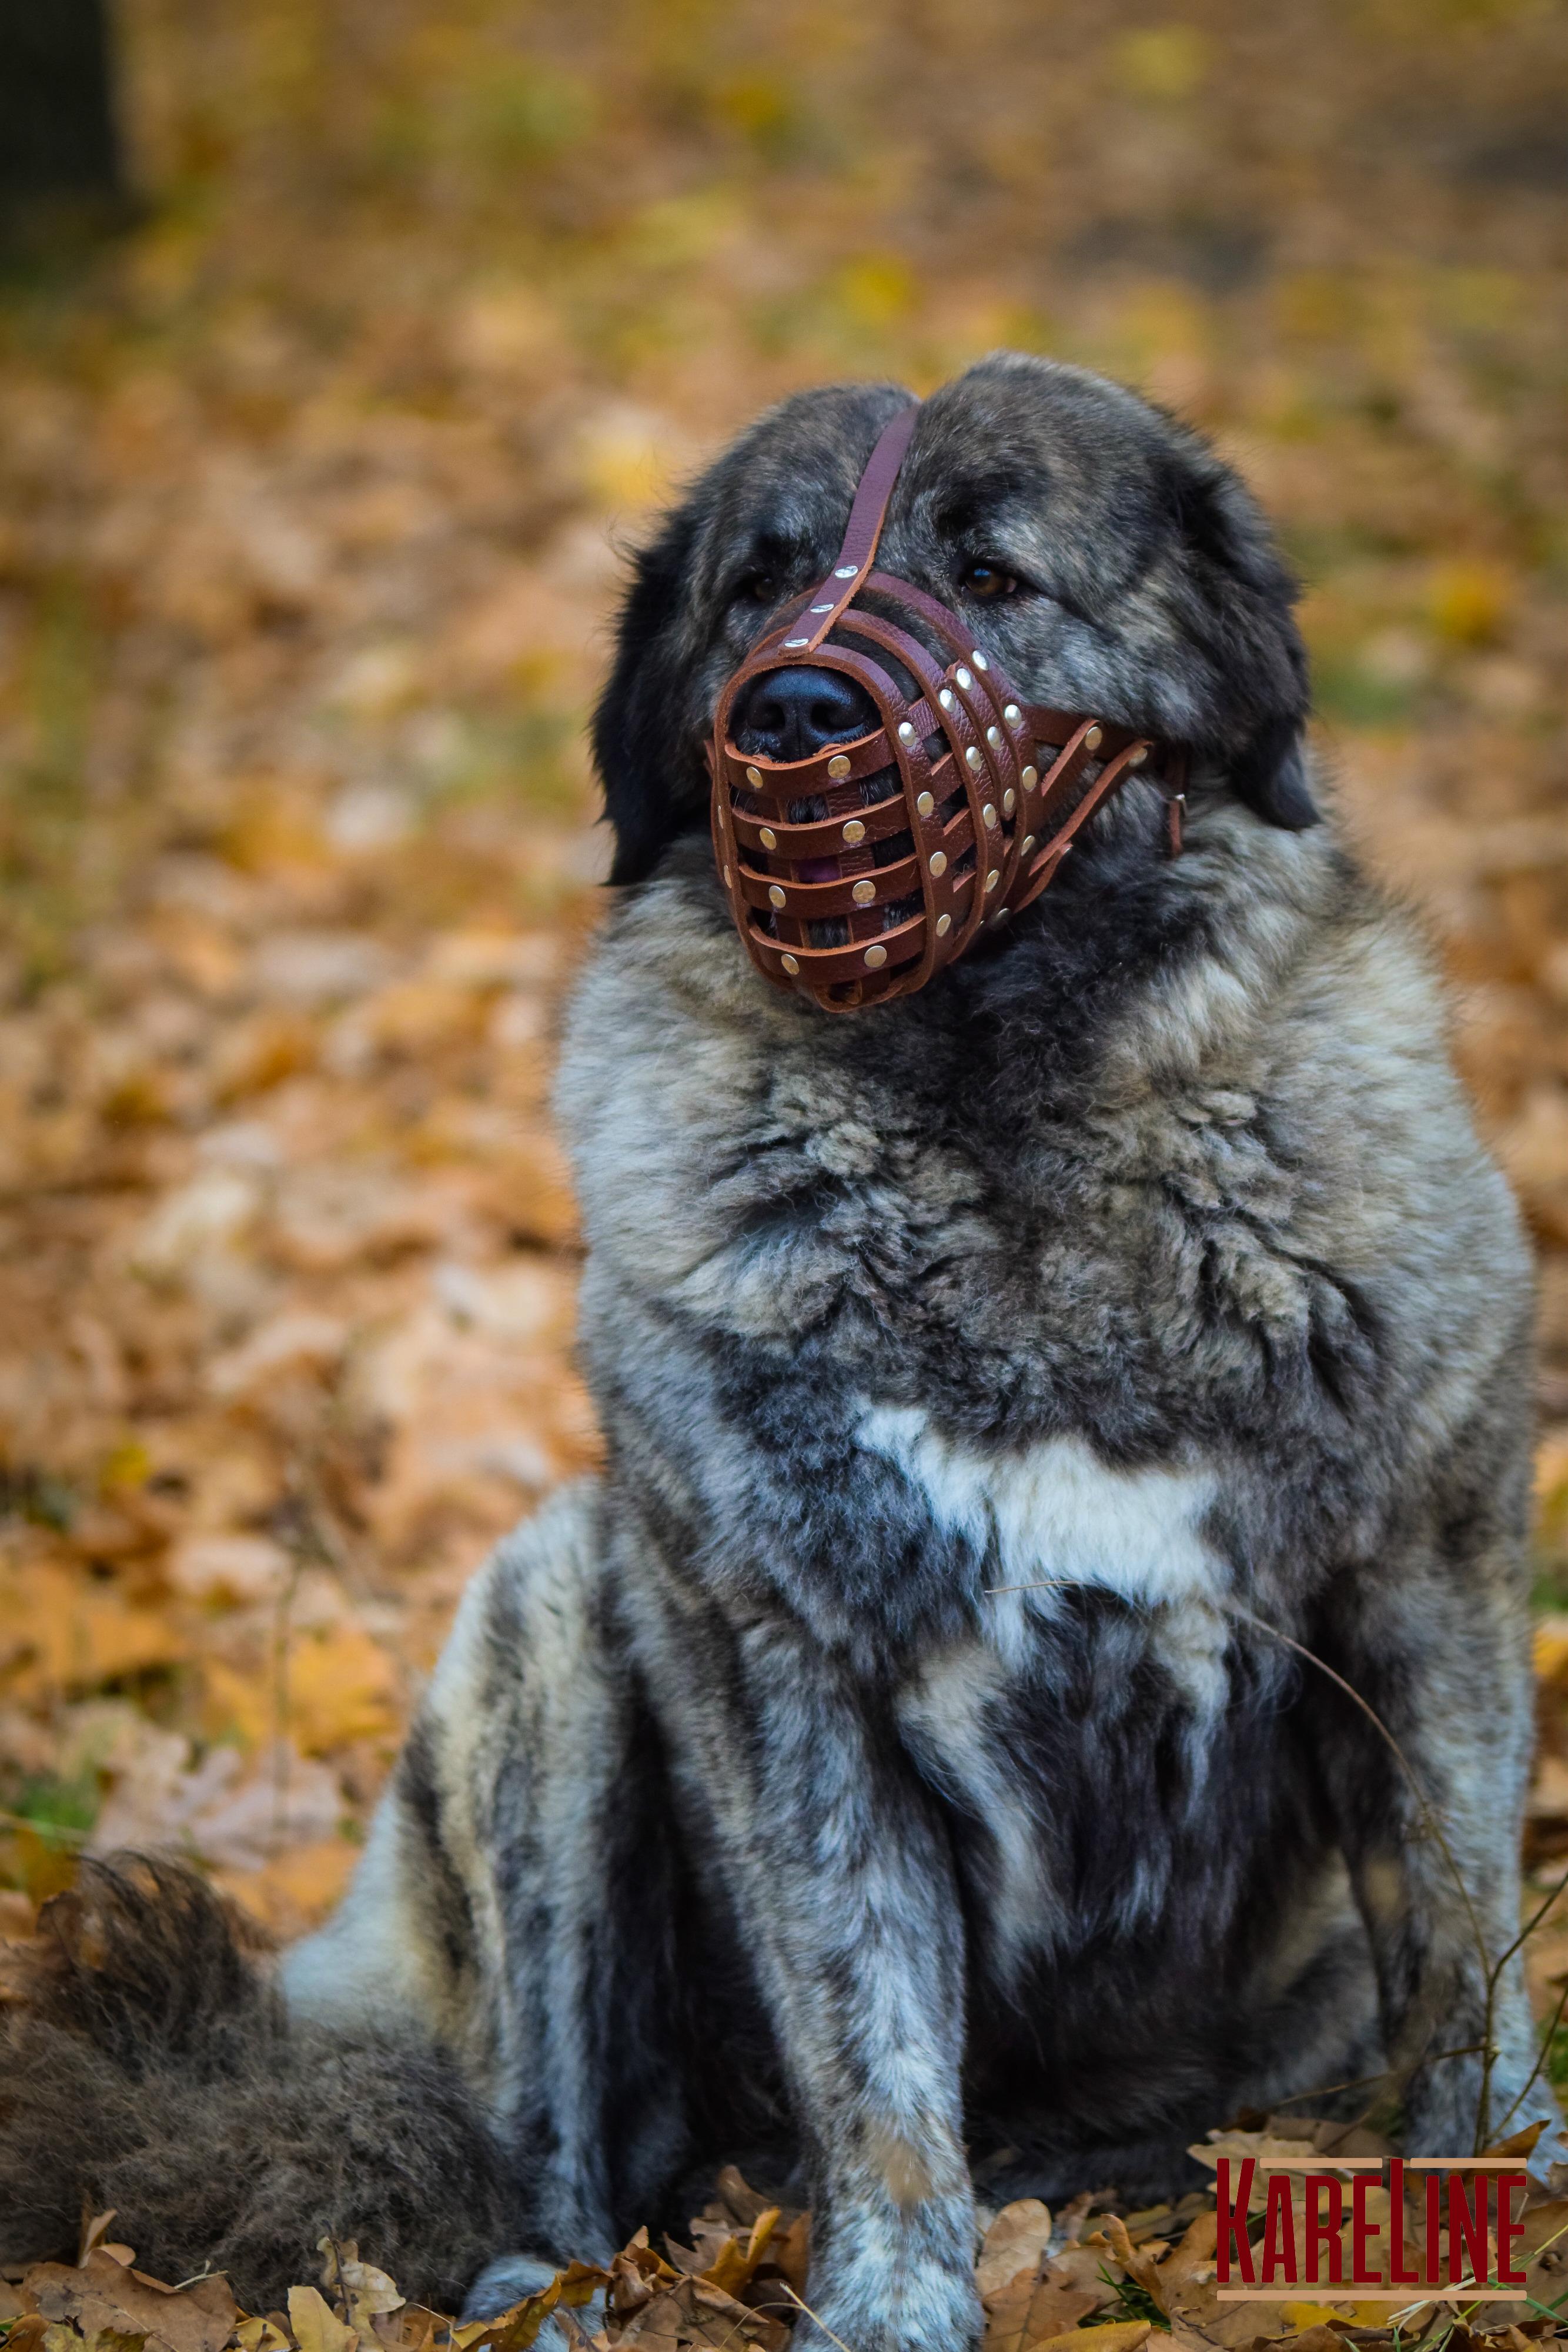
[24,2254,236,2352]
[978,2202,1054,2300]
[1027,2323,1152,2352]
[288,2286,357,2352]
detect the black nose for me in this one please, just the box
[734,664,877,761]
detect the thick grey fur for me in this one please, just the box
[1,357,1554,2350]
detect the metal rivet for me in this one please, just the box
[929,851,948,877]
[864,944,888,969]
[723,865,731,884]
[897,720,917,744]
[1002,789,1015,815]
[986,726,1001,747]
[971,650,989,671]
[827,753,852,779]
[842,818,866,844]
[784,637,809,649]
[935,913,951,937]
[1128,745,1148,768]
[768,884,787,908]
[781,953,800,975]
[1004,703,1021,724]
[992,906,1009,926]
[1021,834,1035,856]
[965,746,983,770]
[760,825,777,848]
[811,602,834,613]
[835,564,858,579]
[852,878,877,905]
[1021,763,1038,788]
[985,868,1000,892]
[938,689,955,711]
[956,666,973,690]
[982,804,997,828]
[1084,724,1104,751]
[915,790,934,818]
[745,765,763,787]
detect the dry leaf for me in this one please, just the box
[978,2201,1055,2301]
[288,2284,357,2352]
[23,2252,236,2352]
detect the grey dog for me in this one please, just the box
[1,354,1556,2352]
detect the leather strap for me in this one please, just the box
[779,405,920,660]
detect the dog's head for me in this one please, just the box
[594,352,1315,906]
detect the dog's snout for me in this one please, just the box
[734,665,876,762]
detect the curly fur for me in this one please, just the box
[0,1858,522,2313]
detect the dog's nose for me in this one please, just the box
[733,665,877,762]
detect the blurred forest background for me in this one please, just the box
[2,0,1568,1992]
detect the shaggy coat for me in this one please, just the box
[1,356,1552,2352]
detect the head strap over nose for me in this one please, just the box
[710,401,1188,1011]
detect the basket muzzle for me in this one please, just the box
[709,403,1188,1011]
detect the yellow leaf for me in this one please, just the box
[1026,2324,1151,2352]
[289,2285,357,2352]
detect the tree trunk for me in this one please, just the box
[0,0,123,203]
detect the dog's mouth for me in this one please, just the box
[709,407,1187,1013]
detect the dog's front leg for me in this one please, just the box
[667,1615,979,2352]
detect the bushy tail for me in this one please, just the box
[0,1856,521,2314]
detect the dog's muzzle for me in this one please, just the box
[709,403,1189,1011]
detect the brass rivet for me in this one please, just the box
[842,818,866,844]
[938,688,955,711]
[852,878,877,904]
[965,746,983,770]
[1004,703,1021,724]
[935,913,951,937]
[897,721,917,744]
[781,953,800,975]
[1084,724,1104,751]
[746,764,763,787]
[1128,745,1148,768]
[1021,764,1038,787]
[915,790,934,818]
[768,884,787,908]
[827,753,852,779]
[723,865,731,884]
[1003,789,1016,815]
[1021,834,1036,856]
[986,726,1001,747]
[834,563,858,579]
[982,803,997,828]
[985,868,1000,892]
[971,650,989,670]
[929,850,948,877]
[864,944,888,969]
[760,825,777,848]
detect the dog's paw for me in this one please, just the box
[803,2259,983,2352]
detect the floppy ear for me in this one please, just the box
[592,503,706,885]
[1165,449,1319,831]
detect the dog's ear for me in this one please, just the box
[593,503,706,886]
[1164,446,1319,831]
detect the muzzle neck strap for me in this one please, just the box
[778,404,920,662]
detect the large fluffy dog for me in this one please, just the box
[1,356,1554,2351]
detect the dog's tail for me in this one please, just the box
[0,1855,522,2314]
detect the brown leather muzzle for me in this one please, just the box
[709,403,1188,1011]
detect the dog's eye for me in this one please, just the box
[732,569,777,606]
[957,560,1019,603]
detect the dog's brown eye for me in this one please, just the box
[734,570,777,606]
[959,561,1019,602]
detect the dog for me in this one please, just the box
[1,353,1554,2352]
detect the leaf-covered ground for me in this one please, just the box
[8,2126,1568,2352]
[4,0,1568,2322]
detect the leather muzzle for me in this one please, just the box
[709,403,1188,1011]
